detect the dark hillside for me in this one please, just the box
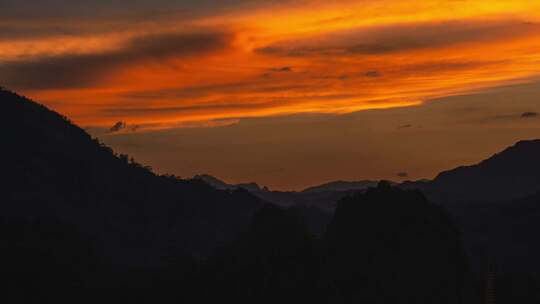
[1,88,265,260]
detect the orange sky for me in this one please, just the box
[3,0,540,129]
[3,0,540,189]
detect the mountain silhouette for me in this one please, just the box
[197,182,473,304]
[201,204,319,304]
[322,182,471,303]
[302,180,385,193]
[193,175,390,212]
[193,174,233,189]
[193,174,263,192]
[197,139,540,208]
[427,140,540,202]
[1,88,268,287]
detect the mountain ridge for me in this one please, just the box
[429,139,540,202]
[1,88,267,261]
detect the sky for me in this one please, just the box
[2,0,540,190]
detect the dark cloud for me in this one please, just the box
[365,71,381,77]
[397,124,412,129]
[256,20,539,57]
[0,1,257,21]
[485,112,539,122]
[109,121,144,133]
[397,172,409,178]
[0,24,83,41]
[269,66,293,72]
[109,121,127,133]
[0,0,300,40]
[521,111,539,118]
[0,31,232,90]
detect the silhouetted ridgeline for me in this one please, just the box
[401,139,540,203]
[2,88,266,257]
[1,88,265,302]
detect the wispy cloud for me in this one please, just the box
[1,30,232,89]
[256,20,540,57]
[521,111,539,118]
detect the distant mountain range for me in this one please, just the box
[194,174,390,212]
[302,180,385,193]
[193,138,540,274]
[197,139,540,206]
[194,174,384,194]
[193,174,265,192]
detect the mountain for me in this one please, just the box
[194,174,390,211]
[197,182,473,304]
[201,205,320,304]
[193,174,263,192]
[447,191,540,273]
[1,88,266,265]
[197,139,540,210]
[193,174,233,189]
[192,175,381,234]
[302,180,383,193]
[427,140,540,202]
[322,182,471,303]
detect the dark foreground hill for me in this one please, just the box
[449,191,540,272]
[199,183,472,304]
[1,89,267,259]
[1,88,268,301]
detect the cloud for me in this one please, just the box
[365,71,381,77]
[255,19,540,57]
[471,111,540,125]
[0,30,232,90]
[521,111,539,118]
[109,121,127,133]
[269,66,293,72]
[0,1,259,22]
[397,124,412,129]
[122,82,311,100]
[108,121,145,133]
[101,100,285,118]
[397,172,409,178]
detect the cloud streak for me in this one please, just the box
[521,111,539,118]
[1,30,232,89]
[256,20,540,57]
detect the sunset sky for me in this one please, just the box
[3,0,540,189]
